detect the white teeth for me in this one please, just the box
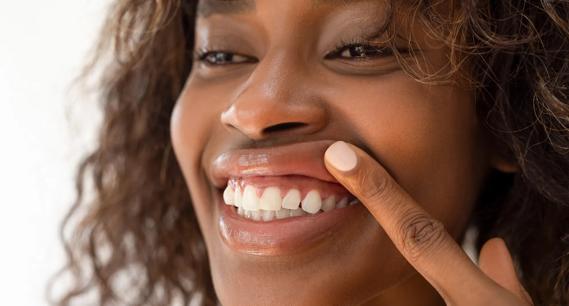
[259,187,282,211]
[301,190,322,214]
[225,182,357,221]
[321,195,336,212]
[275,209,290,219]
[223,185,234,205]
[290,208,305,217]
[250,210,262,221]
[261,210,275,221]
[242,185,260,211]
[282,189,301,209]
[336,197,348,208]
[234,187,243,207]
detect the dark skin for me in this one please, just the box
[170,0,532,304]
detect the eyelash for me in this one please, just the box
[194,48,255,66]
[194,38,401,66]
[325,37,394,60]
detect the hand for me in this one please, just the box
[324,141,534,306]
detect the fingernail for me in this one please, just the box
[325,141,358,172]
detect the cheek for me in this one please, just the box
[171,91,208,179]
[171,75,228,172]
[329,75,488,236]
[170,81,222,226]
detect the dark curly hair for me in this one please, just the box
[47,0,569,305]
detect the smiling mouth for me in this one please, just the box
[222,174,360,222]
[210,140,366,255]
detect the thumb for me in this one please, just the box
[479,237,533,304]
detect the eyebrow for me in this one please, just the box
[196,0,377,17]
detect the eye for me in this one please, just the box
[325,43,394,60]
[194,50,256,66]
[340,44,392,59]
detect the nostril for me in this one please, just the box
[262,122,308,134]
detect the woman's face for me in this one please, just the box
[171,0,496,304]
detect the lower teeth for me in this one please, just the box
[235,200,359,222]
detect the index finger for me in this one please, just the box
[324,141,496,302]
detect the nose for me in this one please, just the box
[220,52,327,140]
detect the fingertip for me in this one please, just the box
[479,237,526,298]
[480,237,508,258]
[324,141,358,172]
[479,237,510,271]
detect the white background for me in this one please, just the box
[0,1,110,305]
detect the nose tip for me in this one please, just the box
[220,102,326,140]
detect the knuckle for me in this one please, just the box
[355,166,392,202]
[397,212,446,262]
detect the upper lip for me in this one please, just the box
[209,139,339,189]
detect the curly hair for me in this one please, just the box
[47,0,569,305]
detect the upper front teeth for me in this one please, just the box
[242,185,259,211]
[222,184,356,215]
[259,187,281,211]
[301,190,321,214]
[282,189,301,209]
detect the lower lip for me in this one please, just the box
[216,191,364,256]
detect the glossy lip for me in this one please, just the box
[209,139,339,189]
[217,194,363,256]
[209,139,366,256]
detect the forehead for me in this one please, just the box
[196,0,381,17]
